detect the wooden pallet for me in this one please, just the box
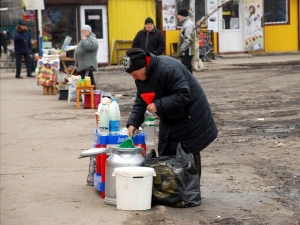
[43,86,57,95]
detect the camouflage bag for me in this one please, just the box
[142,143,201,208]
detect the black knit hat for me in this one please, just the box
[123,48,146,73]
[145,17,154,25]
[18,20,27,25]
[178,9,189,17]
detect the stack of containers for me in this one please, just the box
[97,97,121,136]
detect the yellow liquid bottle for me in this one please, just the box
[85,76,91,86]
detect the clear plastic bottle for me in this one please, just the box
[98,102,109,135]
[109,98,121,135]
[144,111,155,145]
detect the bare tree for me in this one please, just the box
[189,0,233,71]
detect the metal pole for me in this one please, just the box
[38,9,43,55]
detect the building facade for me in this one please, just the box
[1,0,299,65]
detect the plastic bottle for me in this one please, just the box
[109,98,121,135]
[144,111,155,145]
[97,100,102,133]
[98,102,109,135]
[84,76,91,86]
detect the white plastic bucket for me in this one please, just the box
[113,167,156,210]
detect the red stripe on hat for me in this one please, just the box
[146,56,151,66]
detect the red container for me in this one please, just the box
[84,93,102,109]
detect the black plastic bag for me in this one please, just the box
[142,143,201,208]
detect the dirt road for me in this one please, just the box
[1,64,299,225]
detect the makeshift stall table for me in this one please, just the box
[76,85,95,109]
[93,130,146,198]
[59,57,76,75]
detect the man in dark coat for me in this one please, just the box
[13,20,35,79]
[123,48,218,179]
[132,17,165,55]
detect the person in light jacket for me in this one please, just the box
[74,25,98,88]
[177,9,196,73]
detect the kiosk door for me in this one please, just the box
[80,5,109,63]
[218,0,244,53]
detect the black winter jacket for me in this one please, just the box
[14,26,32,54]
[127,53,218,156]
[132,27,165,55]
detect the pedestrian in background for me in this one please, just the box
[74,25,98,89]
[177,9,196,73]
[132,17,165,55]
[123,48,218,186]
[13,20,35,79]
[1,30,11,54]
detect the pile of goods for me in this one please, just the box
[36,49,60,87]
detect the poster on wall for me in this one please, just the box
[244,0,264,51]
[162,0,176,30]
[207,0,219,32]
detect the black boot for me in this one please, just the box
[15,76,23,79]
[193,152,201,178]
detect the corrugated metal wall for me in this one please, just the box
[165,30,180,56]
[264,0,299,52]
[108,0,156,64]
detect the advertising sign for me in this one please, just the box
[207,0,219,32]
[244,0,264,51]
[162,0,176,30]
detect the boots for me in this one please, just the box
[193,152,201,178]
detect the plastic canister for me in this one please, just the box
[98,102,109,135]
[84,76,91,86]
[80,79,85,86]
[108,98,121,135]
[144,111,155,145]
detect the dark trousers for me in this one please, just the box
[1,44,8,54]
[79,70,96,89]
[181,55,193,73]
[15,53,32,77]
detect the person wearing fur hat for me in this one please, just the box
[13,20,35,79]
[123,48,218,196]
[132,17,165,55]
[177,9,196,73]
[74,25,98,88]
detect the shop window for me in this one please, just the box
[222,0,239,30]
[264,0,288,24]
[175,0,205,27]
[42,6,78,49]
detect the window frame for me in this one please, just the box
[264,0,289,25]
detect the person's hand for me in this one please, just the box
[81,36,87,40]
[127,125,136,138]
[147,103,157,113]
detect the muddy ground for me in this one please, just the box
[1,64,299,225]
[97,65,300,225]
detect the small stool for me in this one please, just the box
[76,85,95,109]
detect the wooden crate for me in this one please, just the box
[43,86,57,95]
